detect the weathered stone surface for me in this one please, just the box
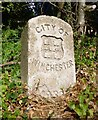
[21,15,76,98]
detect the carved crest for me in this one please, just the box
[41,35,64,60]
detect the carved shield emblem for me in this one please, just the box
[41,35,64,60]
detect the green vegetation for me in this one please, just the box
[1,2,98,119]
[1,28,97,119]
[2,28,21,80]
[68,84,97,118]
[1,71,28,119]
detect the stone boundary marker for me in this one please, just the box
[21,15,76,98]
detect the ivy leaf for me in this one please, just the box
[88,109,94,117]
[75,107,83,117]
[1,85,7,93]
[68,101,75,110]
[79,94,85,104]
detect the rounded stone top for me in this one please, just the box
[28,15,73,32]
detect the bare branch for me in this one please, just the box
[48,1,75,16]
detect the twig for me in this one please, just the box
[41,0,46,14]
[0,61,20,67]
[48,1,75,15]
